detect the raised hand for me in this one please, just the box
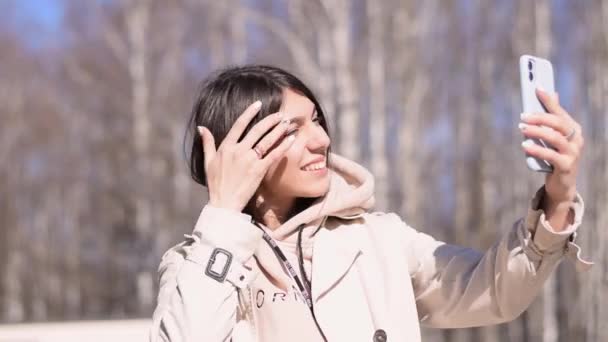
[519,88,584,204]
[197,101,295,212]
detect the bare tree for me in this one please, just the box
[319,0,360,160]
[393,1,432,225]
[531,2,560,342]
[366,0,388,210]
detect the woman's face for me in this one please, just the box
[259,88,331,199]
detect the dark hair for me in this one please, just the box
[185,65,332,221]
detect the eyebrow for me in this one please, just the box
[288,108,317,125]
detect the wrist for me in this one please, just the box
[208,199,244,213]
[541,192,576,232]
[544,188,576,207]
[545,182,577,203]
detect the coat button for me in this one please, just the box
[373,329,387,342]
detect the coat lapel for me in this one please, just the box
[312,217,392,334]
[311,220,365,302]
[355,235,391,333]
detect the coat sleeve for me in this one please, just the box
[149,205,262,342]
[399,185,592,328]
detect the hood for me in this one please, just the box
[252,152,375,291]
[269,152,375,241]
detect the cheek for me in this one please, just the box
[263,140,304,181]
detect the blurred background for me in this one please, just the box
[1,0,607,341]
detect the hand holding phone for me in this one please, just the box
[517,55,585,207]
[519,54,556,173]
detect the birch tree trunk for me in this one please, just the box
[126,0,152,313]
[473,2,499,341]
[207,2,226,69]
[452,1,475,247]
[533,2,558,342]
[230,0,247,65]
[240,7,320,83]
[127,0,151,232]
[287,0,336,127]
[580,2,608,341]
[474,0,497,250]
[595,6,608,342]
[315,18,336,130]
[1,82,26,323]
[367,0,388,210]
[149,5,192,221]
[508,3,543,339]
[395,1,432,224]
[320,0,359,160]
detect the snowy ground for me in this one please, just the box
[0,319,151,342]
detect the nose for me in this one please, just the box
[306,126,330,153]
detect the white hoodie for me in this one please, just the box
[150,153,592,342]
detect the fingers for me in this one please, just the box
[260,134,296,168]
[519,123,574,155]
[198,126,216,170]
[520,98,584,174]
[520,112,584,149]
[520,112,572,137]
[535,88,571,120]
[222,100,263,146]
[522,140,576,172]
[240,112,288,148]
[532,89,585,149]
[250,117,291,152]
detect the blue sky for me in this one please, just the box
[10,0,63,48]
[14,0,62,27]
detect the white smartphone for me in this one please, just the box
[519,54,556,173]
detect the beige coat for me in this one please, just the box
[150,153,592,342]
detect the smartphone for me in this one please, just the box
[519,54,556,173]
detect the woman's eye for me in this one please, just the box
[285,128,298,136]
[285,117,322,137]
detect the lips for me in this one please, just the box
[302,160,326,171]
[301,156,325,169]
[300,157,326,171]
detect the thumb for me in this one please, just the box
[198,126,216,170]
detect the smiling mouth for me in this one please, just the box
[301,160,326,171]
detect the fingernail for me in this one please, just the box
[281,118,291,125]
[522,140,534,148]
[287,135,295,141]
[253,100,262,109]
[518,123,528,131]
[197,125,204,136]
[537,86,545,92]
[520,112,531,120]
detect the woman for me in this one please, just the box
[150,65,592,342]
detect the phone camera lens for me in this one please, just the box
[528,60,534,71]
[529,71,534,81]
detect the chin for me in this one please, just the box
[297,179,331,198]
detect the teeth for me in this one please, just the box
[302,161,326,171]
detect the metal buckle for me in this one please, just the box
[205,248,233,282]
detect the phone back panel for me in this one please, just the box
[519,55,556,173]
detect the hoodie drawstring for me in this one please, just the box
[297,222,329,342]
[297,224,312,293]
